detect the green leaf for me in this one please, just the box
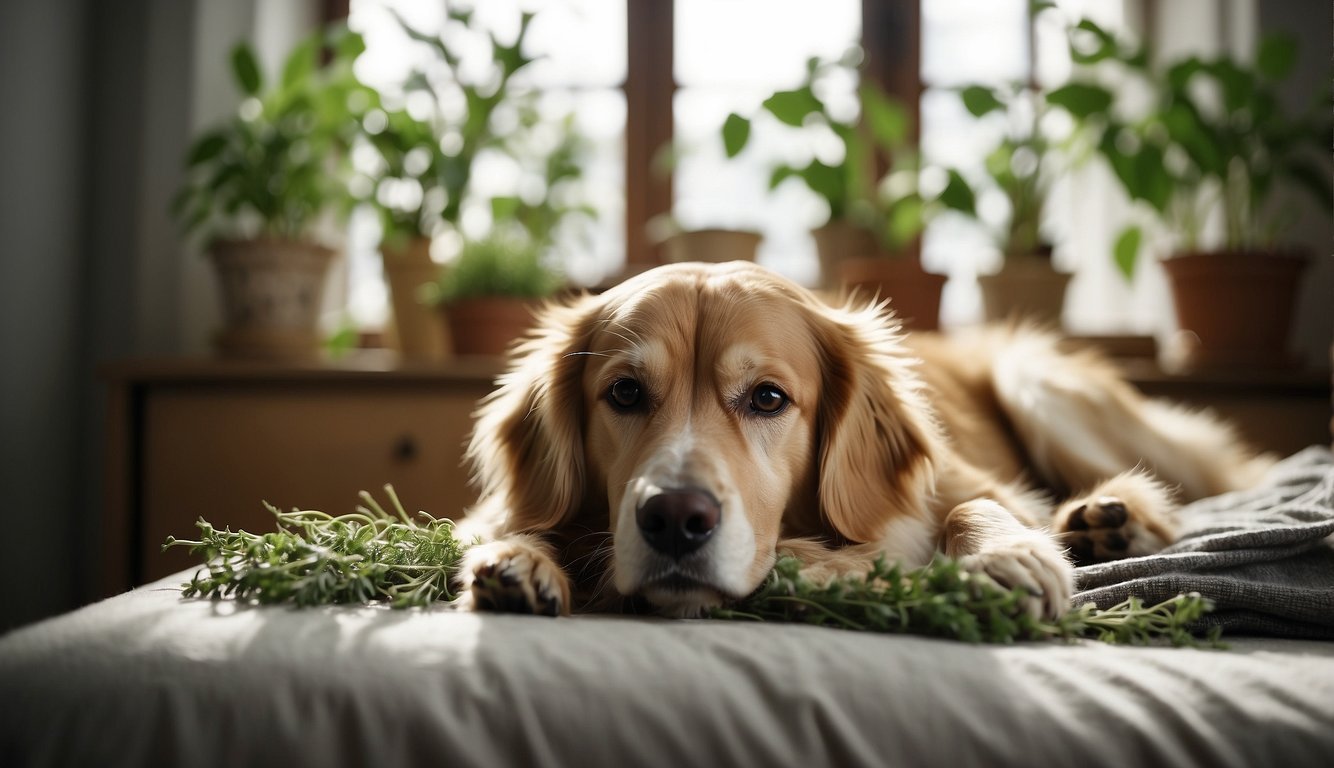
[798,160,845,211]
[938,169,976,216]
[861,86,909,150]
[769,165,799,190]
[1113,225,1141,281]
[1046,82,1114,119]
[490,195,522,222]
[762,87,824,127]
[1068,18,1119,65]
[960,85,1005,118]
[281,35,319,91]
[722,113,751,158]
[187,132,228,167]
[885,194,925,247]
[230,43,262,96]
[1256,33,1297,81]
[1208,60,1255,113]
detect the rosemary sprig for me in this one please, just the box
[165,490,1220,646]
[163,486,465,608]
[710,556,1223,647]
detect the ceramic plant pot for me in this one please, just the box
[382,237,449,362]
[811,220,880,290]
[442,296,537,357]
[208,238,336,361]
[1162,250,1308,369]
[837,256,948,331]
[662,228,762,264]
[977,251,1072,328]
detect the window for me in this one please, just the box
[672,0,861,286]
[344,0,626,328]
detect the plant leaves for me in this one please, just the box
[722,113,751,158]
[1113,225,1141,281]
[1046,82,1113,119]
[862,85,909,150]
[281,35,319,92]
[187,132,228,167]
[1068,18,1119,65]
[960,85,1005,118]
[230,43,263,96]
[769,165,799,190]
[1282,157,1334,212]
[762,87,824,127]
[938,169,976,216]
[1256,33,1297,81]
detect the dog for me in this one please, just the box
[453,261,1272,619]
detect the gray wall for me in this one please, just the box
[0,0,89,631]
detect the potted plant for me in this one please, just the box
[723,53,973,329]
[174,27,370,360]
[954,82,1071,327]
[369,8,592,357]
[1050,18,1331,367]
[424,231,562,356]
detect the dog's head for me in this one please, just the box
[468,262,938,615]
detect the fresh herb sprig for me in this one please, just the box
[711,556,1221,647]
[163,486,465,608]
[165,490,1219,646]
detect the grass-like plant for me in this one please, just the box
[424,233,563,304]
[166,488,1219,646]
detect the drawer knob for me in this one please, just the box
[393,435,419,462]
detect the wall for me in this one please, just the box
[0,0,88,631]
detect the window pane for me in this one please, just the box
[921,0,1028,87]
[345,0,627,331]
[676,0,861,88]
[674,1,859,285]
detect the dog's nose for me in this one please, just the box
[636,489,721,558]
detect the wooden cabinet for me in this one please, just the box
[102,357,501,595]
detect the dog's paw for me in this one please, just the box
[1054,495,1171,566]
[960,540,1074,620]
[457,539,571,616]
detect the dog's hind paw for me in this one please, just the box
[457,538,571,616]
[1054,495,1171,566]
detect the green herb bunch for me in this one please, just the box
[711,555,1221,647]
[165,490,1219,646]
[164,487,464,608]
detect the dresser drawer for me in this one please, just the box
[142,385,484,582]
[102,359,502,594]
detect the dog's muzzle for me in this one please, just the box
[635,488,721,560]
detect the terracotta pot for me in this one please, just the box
[208,238,336,361]
[1163,250,1308,369]
[382,237,449,362]
[811,221,879,290]
[977,254,1071,328]
[442,296,538,357]
[837,257,947,331]
[663,229,762,264]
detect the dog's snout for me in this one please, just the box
[636,489,721,558]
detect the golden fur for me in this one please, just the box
[455,262,1272,619]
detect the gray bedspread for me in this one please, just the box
[2,449,1333,767]
[1075,446,1334,639]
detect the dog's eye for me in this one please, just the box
[608,378,643,410]
[749,384,788,415]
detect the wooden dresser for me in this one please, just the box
[100,355,1331,597]
[101,355,503,594]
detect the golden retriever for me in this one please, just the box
[454,261,1271,619]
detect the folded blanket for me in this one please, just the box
[1074,446,1334,640]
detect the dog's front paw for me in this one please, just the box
[960,541,1074,620]
[458,539,571,616]
[1054,495,1172,566]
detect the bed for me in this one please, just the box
[3,448,1333,767]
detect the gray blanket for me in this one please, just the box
[1074,446,1334,639]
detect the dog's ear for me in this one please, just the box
[807,300,940,544]
[467,294,603,533]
